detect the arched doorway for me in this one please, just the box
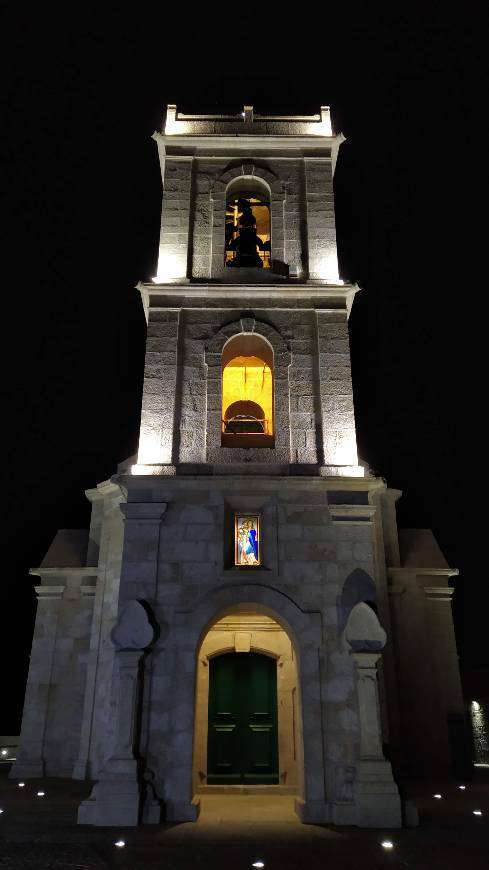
[193,611,302,796]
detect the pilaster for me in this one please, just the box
[10,586,65,779]
[137,310,180,468]
[316,309,358,468]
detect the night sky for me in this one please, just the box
[3,4,488,732]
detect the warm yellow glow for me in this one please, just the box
[222,355,273,435]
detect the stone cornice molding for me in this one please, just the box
[387,567,458,578]
[154,132,336,154]
[118,473,385,491]
[138,281,355,309]
[80,585,97,598]
[119,503,168,523]
[423,587,456,602]
[34,585,65,599]
[329,505,376,523]
[30,567,99,579]
[85,479,123,503]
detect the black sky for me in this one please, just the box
[3,3,488,731]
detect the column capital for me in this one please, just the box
[34,585,65,600]
[352,651,381,669]
[423,586,455,602]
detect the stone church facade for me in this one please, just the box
[12,106,466,828]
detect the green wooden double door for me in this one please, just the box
[207,652,279,784]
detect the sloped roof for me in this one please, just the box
[399,529,449,569]
[41,529,88,568]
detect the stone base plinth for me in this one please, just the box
[294,798,330,824]
[78,778,141,827]
[354,760,402,828]
[165,799,199,822]
[9,759,44,779]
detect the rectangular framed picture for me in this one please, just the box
[234,514,261,567]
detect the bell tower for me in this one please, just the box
[14,105,466,832]
[134,104,361,477]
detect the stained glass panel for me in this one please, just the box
[235,515,261,566]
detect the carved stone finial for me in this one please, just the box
[111,600,155,651]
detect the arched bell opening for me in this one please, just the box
[221,333,274,448]
[224,176,271,270]
[192,609,303,799]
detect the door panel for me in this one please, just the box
[207,652,279,785]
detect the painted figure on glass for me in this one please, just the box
[235,515,260,566]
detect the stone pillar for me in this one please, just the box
[316,309,358,470]
[72,585,97,779]
[294,643,330,824]
[156,156,193,281]
[10,585,64,779]
[78,651,143,826]
[305,158,338,281]
[136,310,180,470]
[352,652,401,828]
[422,583,468,774]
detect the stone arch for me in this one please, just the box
[204,316,291,464]
[163,583,328,822]
[339,568,377,632]
[209,162,285,277]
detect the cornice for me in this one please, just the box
[154,132,336,154]
[30,567,99,579]
[387,567,459,578]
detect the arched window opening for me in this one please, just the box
[221,334,274,447]
[225,178,271,270]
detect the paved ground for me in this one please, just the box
[0,765,488,869]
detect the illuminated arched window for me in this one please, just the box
[221,334,274,447]
[225,178,271,270]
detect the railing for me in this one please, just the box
[222,416,272,436]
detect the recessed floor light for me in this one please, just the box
[114,840,125,848]
[459,785,466,790]
[433,794,442,799]
[473,810,482,816]
[36,791,45,797]
[18,782,25,788]
[252,863,265,869]
[381,840,394,849]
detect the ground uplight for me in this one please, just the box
[252,862,265,869]
[18,782,25,788]
[459,785,466,790]
[114,840,126,848]
[473,810,483,816]
[36,791,45,797]
[381,840,394,849]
